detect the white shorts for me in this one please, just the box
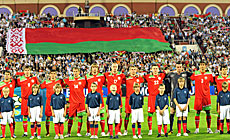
[53,109,65,124]
[108,109,120,124]
[220,106,229,120]
[176,104,188,117]
[30,106,42,122]
[1,111,13,125]
[156,109,170,125]
[88,107,100,122]
[131,108,144,123]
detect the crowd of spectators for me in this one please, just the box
[0,11,229,81]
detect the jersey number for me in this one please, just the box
[154,80,159,85]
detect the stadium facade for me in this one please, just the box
[0,0,229,16]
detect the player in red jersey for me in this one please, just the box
[214,65,230,133]
[85,63,106,136]
[143,64,165,135]
[0,71,16,98]
[17,66,40,137]
[64,67,86,137]
[40,69,63,137]
[0,71,16,138]
[104,63,126,135]
[123,66,144,136]
[190,61,214,134]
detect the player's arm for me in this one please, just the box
[11,98,15,118]
[63,95,67,117]
[190,72,195,81]
[184,89,190,111]
[217,94,220,114]
[85,95,90,116]
[97,93,102,116]
[106,95,109,113]
[50,96,55,117]
[155,96,160,111]
[129,94,132,108]
[40,95,43,118]
[40,80,46,89]
[28,106,31,118]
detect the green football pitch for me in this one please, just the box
[4,95,230,140]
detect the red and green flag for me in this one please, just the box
[6,27,171,54]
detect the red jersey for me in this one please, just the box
[40,79,63,100]
[104,71,126,95]
[85,73,105,95]
[190,71,214,98]
[17,76,40,99]
[144,73,165,96]
[64,76,86,103]
[125,75,144,98]
[0,79,16,97]
[215,75,230,93]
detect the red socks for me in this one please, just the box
[23,120,28,133]
[54,124,59,135]
[227,119,230,131]
[177,120,181,133]
[100,119,105,133]
[119,118,122,132]
[137,124,141,135]
[115,123,119,135]
[37,124,41,136]
[90,124,94,136]
[67,118,73,134]
[60,123,64,135]
[132,124,135,136]
[158,125,162,134]
[109,124,113,136]
[148,116,152,131]
[217,116,220,130]
[9,123,14,137]
[1,125,6,138]
[77,120,83,133]
[87,120,90,133]
[164,124,167,134]
[31,125,35,136]
[195,116,200,129]
[95,124,98,136]
[183,120,187,133]
[46,119,50,134]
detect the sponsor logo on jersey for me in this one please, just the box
[60,96,62,99]
[118,77,121,80]
[98,79,101,82]
[37,97,39,100]
[137,79,139,82]
[158,77,161,80]
[164,98,167,101]
[117,97,119,100]
[79,82,81,85]
[10,84,12,88]
[31,79,34,83]
[8,100,11,103]
[205,76,207,80]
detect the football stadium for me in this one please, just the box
[0,0,229,140]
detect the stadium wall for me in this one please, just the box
[0,0,229,16]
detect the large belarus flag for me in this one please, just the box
[6,27,171,54]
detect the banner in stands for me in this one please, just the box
[13,85,215,122]
[175,45,199,52]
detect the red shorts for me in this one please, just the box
[45,100,52,117]
[194,96,211,111]
[21,98,28,116]
[125,97,131,114]
[69,102,85,117]
[148,96,156,113]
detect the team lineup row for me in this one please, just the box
[0,61,229,139]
